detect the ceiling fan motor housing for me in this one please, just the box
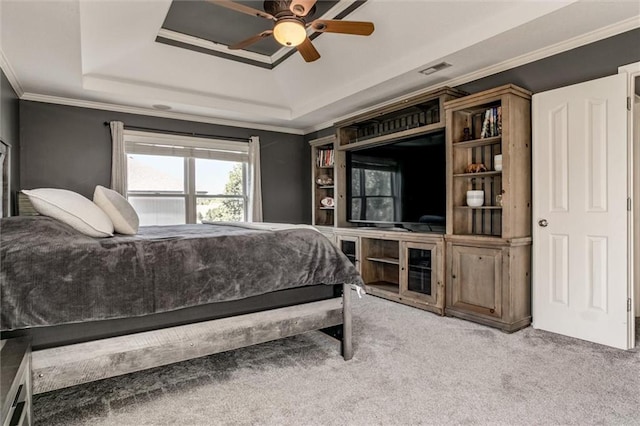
[264,0,316,19]
[218,0,372,63]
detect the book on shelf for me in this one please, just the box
[479,106,502,139]
[316,148,334,168]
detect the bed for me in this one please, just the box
[0,216,363,394]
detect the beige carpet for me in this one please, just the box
[34,294,640,425]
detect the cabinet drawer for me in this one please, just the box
[1,338,31,426]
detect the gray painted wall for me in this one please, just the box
[456,28,640,94]
[1,68,20,215]
[19,101,310,224]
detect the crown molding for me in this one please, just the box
[303,16,640,134]
[0,48,24,97]
[82,74,292,120]
[20,93,305,135]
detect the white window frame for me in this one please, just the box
[124,130,250,224]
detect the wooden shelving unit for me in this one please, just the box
[310,84,533,330]
[309,135,337,227]
[333,229,445,315]
[444,84,532,332]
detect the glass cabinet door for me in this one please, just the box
[337,236,359,272]
[407,247,432,296]
[401,241,438,306]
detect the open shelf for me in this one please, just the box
[310,135,337,227]
[452,135,502,148]
[360,238,400,294]
[366,281,400,295]
[453,171,502,178]
[455,206,503,210]
[445,85,531,238]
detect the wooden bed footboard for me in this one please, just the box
[31,284,353,395]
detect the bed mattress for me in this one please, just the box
[1,216,362,330]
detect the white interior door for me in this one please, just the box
[532,74,630,349]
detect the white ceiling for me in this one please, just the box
[1,0,639,134]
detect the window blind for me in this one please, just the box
[124,130,248,162]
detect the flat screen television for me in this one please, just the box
[346,131,446,232]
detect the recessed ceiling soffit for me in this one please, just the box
[156,0,366,69]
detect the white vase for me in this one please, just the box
[466,190,484,207]
[494,154,503,172]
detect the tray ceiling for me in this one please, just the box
[1,0,638,133]
[160,1,339,56]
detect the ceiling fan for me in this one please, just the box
[210,0,375,63]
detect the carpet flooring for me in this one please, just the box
[34,294,640,425]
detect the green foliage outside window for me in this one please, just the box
[197,164,245,222]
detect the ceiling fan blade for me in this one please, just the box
[289,0,317,17]
[207,0,275,20]
[310,20,374,36]
[296,37,320,63]
[228,30,273,50]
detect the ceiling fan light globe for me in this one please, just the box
[273,20,306,47]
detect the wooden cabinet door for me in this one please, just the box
[449,244,503,319]
[336,235,360,273]
[400,241,440,306]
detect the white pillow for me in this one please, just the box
[93,185,139,235]
[22,188,114,238]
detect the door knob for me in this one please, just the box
[538,219,549,227]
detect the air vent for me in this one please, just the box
[419,62,452,76]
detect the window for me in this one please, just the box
[124,131,249,226]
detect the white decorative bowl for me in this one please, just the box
[466,190,485,207]
[320,197,334,207]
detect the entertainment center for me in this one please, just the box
[310,84,532,332]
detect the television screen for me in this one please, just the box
[347,132,446,230]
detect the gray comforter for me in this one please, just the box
[0,216,362,330]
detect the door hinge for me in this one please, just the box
[628,97,632,111]
[628,197,632,211]
[628,298,632,312]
